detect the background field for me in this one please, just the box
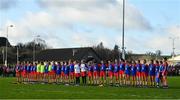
[0,77,180,99]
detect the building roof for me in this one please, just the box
[168,55,180,62]
[0,37,11,47]
[35,47,102,62]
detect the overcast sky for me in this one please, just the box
[0,0,180,55]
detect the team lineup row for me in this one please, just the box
[15,59,169,88]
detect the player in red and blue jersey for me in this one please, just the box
[26,62,32,83]
[149,60,155,87]
[108,61,114,85]
[15,61,22,83]
[162,58,168,88]
[51,62,56,83]
[100,60,106,85]
[141,59,148,86]
[119,59,125,85]
[22,62,28,82]
[32,63,37,82]
[125,60,131,85]
[136,60,141,87]
[159,61,164,86]
[114,59,119,85]
[131,60,137,86]
[56,62,61,83]
[93,62,99,85]
[44,62,49,83]
[87,61,93,85]
[69,60,75,84]
[155,60,160,88]
[64,62,70,84]
[29,62,34,82]
[61,62,65,83]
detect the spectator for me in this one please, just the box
[0,66,3,76]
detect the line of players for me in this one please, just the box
[15,58,168,88]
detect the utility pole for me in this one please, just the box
[5,25,13,66]
[169,37,179,57]
[122,0,126,60]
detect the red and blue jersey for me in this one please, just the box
[16,64,21,72]
[163,62,168,72]
[149,64,155,76]
[155,64,160,76]
[61,65,65,73]
[136,64,141,72]
[159,64,164,72]
[20,65,24,71]
[45,64,49,73]
[131,64,136,76]
[25,65,30,72]
[100,64,106,71]
[88,65,93,72]
[93,64,99,72]
[141,64,148,73]
[125,64,131,75]
[114,64,119,73]
[29,65,34,72]
[108,64,113,72]
[32,65,36,72]
[64,66,69,75]
[119,63,125,71]
[69,64,74,72]
[56,64,61,75]
[52,64,57,72]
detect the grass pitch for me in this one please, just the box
[0,77,180,99]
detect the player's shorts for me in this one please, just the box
[125,71,130,75]
[119,70,124,75]
[100,71,106,77]
[56,72,61,75]
[162,71,168,76]
[37,72,41,75]
[22,71,26,77]
[33,71,36,75]
[125,74,130,78]
[131,72,136,76]
[88,71,93,77]
[40,72,44,76]
[108,71,113,77]
[149,72,155,76]
[50,70,55,75]
[70,72,75,76]
[30,72,34,75]
[44,72,49,75]
[93,71,99,77]
[75,73,81,77]
[136,72,141,77]
[16,71,21,77]
[141,72,147,77]
[114,72,119,78]
[61,72,65,77]
[65,73,69,77]
[81,72,86,77]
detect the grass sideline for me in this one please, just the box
[0,77,180,99]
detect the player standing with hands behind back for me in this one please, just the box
[74,61,81,86]
[80,60,87,85]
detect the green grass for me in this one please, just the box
[0,77,180,99]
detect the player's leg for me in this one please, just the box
[163,73,168,88]
[131,76,134,86]
[145,74,148,87]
